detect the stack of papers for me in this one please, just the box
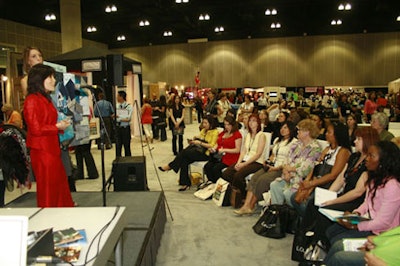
[314,187,337,206]
[318,208,371,224]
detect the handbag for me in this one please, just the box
[252,204,290,239]
[209,152,223,163]
[230,186,244,209]
[291,229,314,262]
[172,127,184,136]
[212,178,231,206]
[294,162,334,204]
[194,183,216,200]
[188,143,207,154]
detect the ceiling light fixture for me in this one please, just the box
[44,13,56,21]
[139,20,150,27]
[265,8,278,16]
[176,0,189,3]
[117,35,126,41]
[86,26,97,32]
[397,15,400,21]
[105,5,117,13]
[214,26,224,32]
[270,22,281,29]
[338,3,352,11]
[163,31,173,37]
[199,14,210,21]
[331,19,342,25]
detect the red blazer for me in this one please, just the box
[24,93,60,155]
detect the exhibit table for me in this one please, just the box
[0,206,127,266]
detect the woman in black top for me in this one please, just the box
[298,126,379,249]
[168,95,185,155]
[158,95,168,141]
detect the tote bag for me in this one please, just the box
[212,178,230,206]
[252,204,289,239]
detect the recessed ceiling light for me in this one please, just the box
[44,13,56,21]
[397,15,400,21]
[345,3,351,10]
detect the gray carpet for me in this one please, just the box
[5,121,297,266]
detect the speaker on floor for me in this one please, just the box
[112,156,148,191]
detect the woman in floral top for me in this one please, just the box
[269,119,322,206]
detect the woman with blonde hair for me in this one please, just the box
[269,119,322,207]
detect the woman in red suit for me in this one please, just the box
[24,64,74,207]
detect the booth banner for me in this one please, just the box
[51,72,91,146]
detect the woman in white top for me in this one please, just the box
[235,121,297,215]
[222,114,266,205]
[292,122,351,216]
[217,93,231,127]
[238,94,254,116]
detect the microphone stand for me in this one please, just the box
[90,88,112,207]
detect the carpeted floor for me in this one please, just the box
[5,116,297,266]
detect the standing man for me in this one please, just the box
[116,91,132,157]
[94,92,114,149]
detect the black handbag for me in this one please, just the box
[252,204,290,239]
[209,152,223,163]
[291,229,314,262]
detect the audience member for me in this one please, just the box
[269,119,321,208]
[204,115,242,183]
[159,115,219,191]
[222,114,267,209]
[370,112,394,141]
[324,141,400,264]
[1,103,23,129]
[235,121,297,215]
[168,95,185,155]
[292,122,351,216]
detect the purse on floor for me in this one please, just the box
[252,204,289,239]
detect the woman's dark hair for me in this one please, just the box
[27,63,55,101]
[278,121,296,144]
[331,122,351,151]
[313,113,326,129]
[224,115,239,133]
[248,113,261,133]
[170,95,183,109]
[226,109,236,117]
[159,95,167,105]
[278,111,290,123]
[244,94,251,101]
[203,114,218,130]
[367,141,400,205]
[354,127,379,154]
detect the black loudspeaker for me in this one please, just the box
[112,156,148,191]
[106,54,124,86]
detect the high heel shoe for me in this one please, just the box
[158,166,170,172]
[178,185,190,191]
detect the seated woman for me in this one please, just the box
[346,114,358,146]
[234,121,297,215]
[291,122,351,216]
[221,114,266,209]
[269,119,322,208]
[204,116,242,183]
[324,141,400,265]
[297,127,379,252]
[159,115,219,191]
[271,111,289,143]
[311,114,328,140]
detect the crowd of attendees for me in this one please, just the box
[156,88,400,265]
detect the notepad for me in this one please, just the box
[314,187,337,206]
[343,238,367,252]
[318,208,344,221]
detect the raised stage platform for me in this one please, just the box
[6,191,166,266]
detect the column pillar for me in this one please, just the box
[60,0,82,53]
